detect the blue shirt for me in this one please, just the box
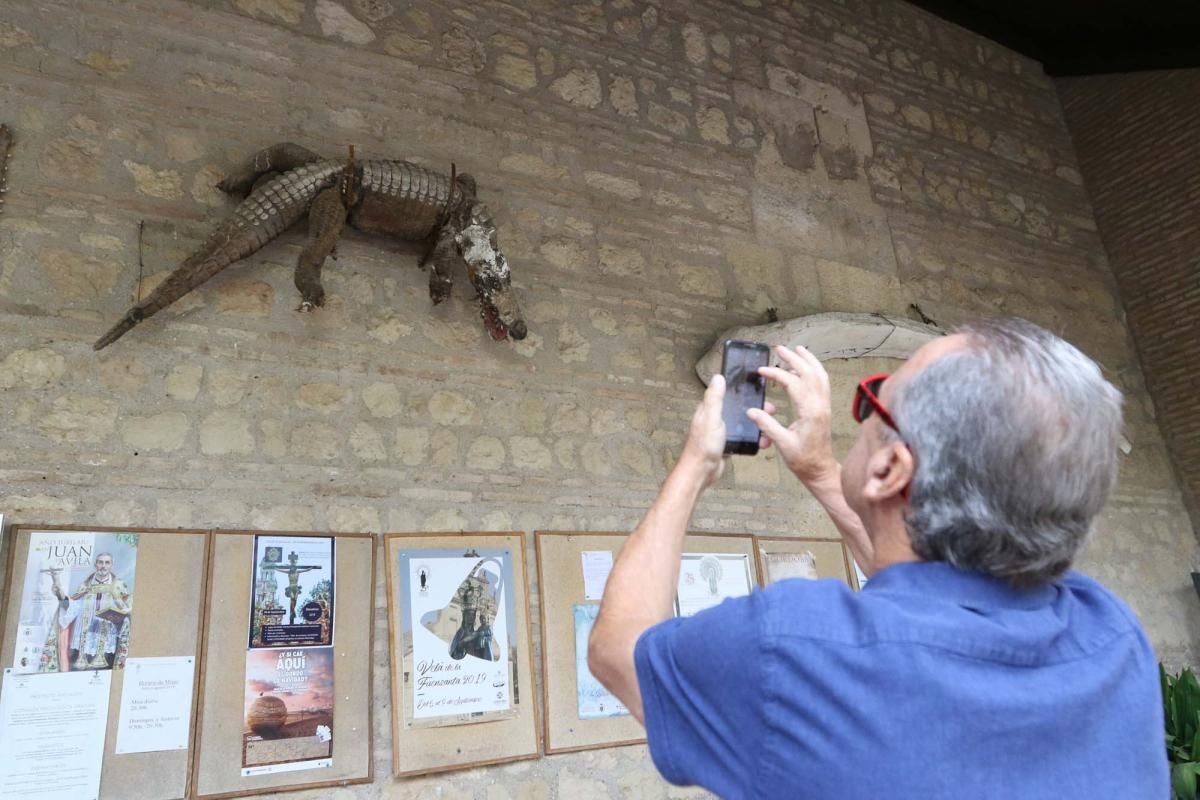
[635,561,1168,799]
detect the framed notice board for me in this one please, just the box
[191,529,375,799]
[753,536,859,588]
[535,531,759,755]
[0,525,210,800]
[384,532,540,777]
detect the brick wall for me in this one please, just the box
[1059,70,1200,536]
[1,1,1197,797]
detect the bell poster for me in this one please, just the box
[399,549,516,724]
[12,531,138,675]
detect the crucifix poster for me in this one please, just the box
[398,549,516,725]
[11,530,138,675]
[249,536,335,649]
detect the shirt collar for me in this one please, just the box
[862,560,1057,610]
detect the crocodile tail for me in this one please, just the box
[94,231,251,350]
[94,162,341,350]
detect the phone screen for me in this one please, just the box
[721,340,770,455]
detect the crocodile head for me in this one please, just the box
[454,203,527,342]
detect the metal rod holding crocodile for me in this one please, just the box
[94,142,527,350]
[0,124,12,218]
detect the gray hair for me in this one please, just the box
[893,317,1123,587]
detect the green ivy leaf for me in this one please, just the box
[1173,762,1198,800]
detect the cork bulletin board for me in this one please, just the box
[384,532,540,777]
[0,525,210,800]
[191,529,375,799]
[753,536,859,589]
[535,531,759,755]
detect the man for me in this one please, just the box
[51,551,132,670]
[589,317,1167,798]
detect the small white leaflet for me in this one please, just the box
[581,551,614,601]
[115,656,196,754]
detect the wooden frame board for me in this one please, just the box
[384,532,541,777]
[535,531,759,755]
[753,536,859,589]
[0,525,211,800]
[191,530,375,799]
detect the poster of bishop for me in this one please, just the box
[249,535,335,649]
[12,531,138,675]
[399,549,515,723]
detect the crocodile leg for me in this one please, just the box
[218,143,322,196]
[295,185,347,311]
[425,226,458,305]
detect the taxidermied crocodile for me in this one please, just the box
[94,142,527,350]
[0,124,12,217]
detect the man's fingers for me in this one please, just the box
[747,407,792,443]
[773,345,812,376]
[763,400,778,416]
[759,365,802,391]
[781,345,830,391]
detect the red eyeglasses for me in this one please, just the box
[853,373,900,434]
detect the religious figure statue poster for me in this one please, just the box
[249,536,335,649]
[11,530,138,674]
[242,647,334,776]
[398,549,516,726]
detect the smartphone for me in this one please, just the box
[721,339,770,455]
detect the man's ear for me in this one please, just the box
[862,441,914,503]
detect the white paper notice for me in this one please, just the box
[0,668,111,800]
[675,553,753,617]
[580,551,614,600]
[853,560,869,589]
[115,656,196,754]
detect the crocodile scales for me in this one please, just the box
[95,142,526,350]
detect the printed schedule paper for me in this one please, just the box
[580,550,614,600]
[0,668,112,800]
[115,656,196,754]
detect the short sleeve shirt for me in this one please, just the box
[634,561,1168,799]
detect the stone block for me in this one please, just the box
[314,0,375,45]
[494,54,538,90]
[199,410,254,455]
[291,421,342,461]
[395,427,430,466]
[467,435,506,470]
[217,280,273,316]
[550,69,602,108]
[0,348,66,389]
[37,395,118,443]
[428,390,479,426]
[121,412,189,452]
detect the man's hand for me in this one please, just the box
[679,374,728,489]
[747,345,838,485]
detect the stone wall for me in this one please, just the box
[1059,70,1200,537]
[0,0,1196,797]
